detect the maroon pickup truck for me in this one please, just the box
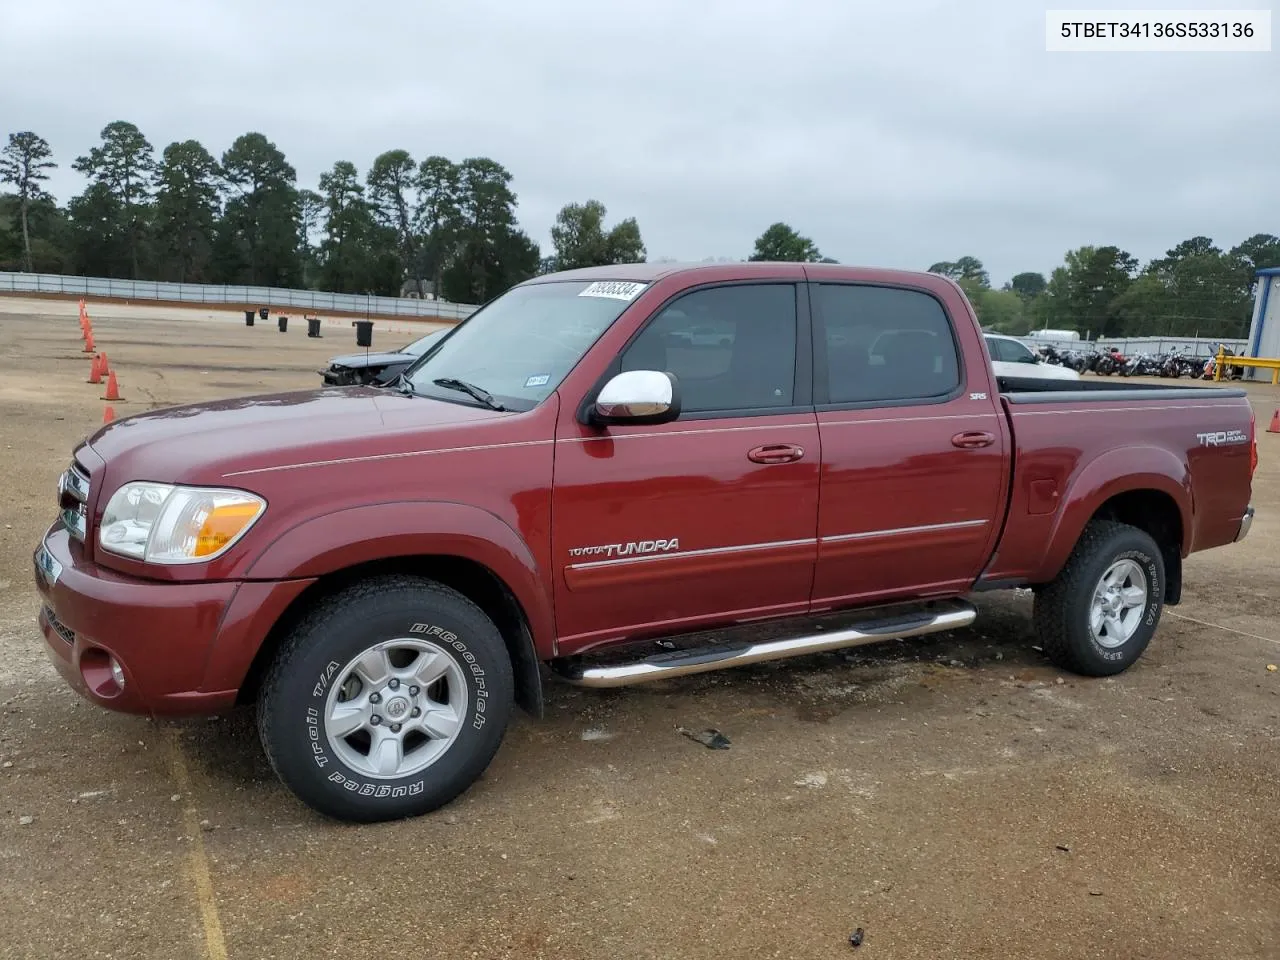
[34,263,1257,822]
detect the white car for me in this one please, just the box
[984,334,1080,381]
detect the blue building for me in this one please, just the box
[1245,267,1280,379]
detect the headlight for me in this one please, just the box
[98,482,266,563]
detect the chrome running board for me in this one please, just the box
[553,600,977,688]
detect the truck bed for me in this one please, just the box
[980,374,1254,592]
[996,375,1248,402]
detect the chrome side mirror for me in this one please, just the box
[592,370,680,425]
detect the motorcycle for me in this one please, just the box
[1037,344,1067,366]
[1122,353,1161,377]
[1094,348,1127,375]
[1059,349,1093,372]
[1159,348,1189,378]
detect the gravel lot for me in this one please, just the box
[1,296,1278,960]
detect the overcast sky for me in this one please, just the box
[3,0,1277,285]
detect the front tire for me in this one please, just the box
[257,575,514,823]
[1033,520,1165,677]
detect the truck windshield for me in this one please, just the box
[401,280,643,411]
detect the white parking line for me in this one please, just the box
[169,730,229,960]
[1166,610,1279,647]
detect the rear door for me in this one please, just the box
[810,281,1007,609]
[551,281,820,654]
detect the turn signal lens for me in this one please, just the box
[194,500,263,557]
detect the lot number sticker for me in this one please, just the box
[578,281,647,301]
[524,374,551,387]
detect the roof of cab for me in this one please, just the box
[522,261,945,287]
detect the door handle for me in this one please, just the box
[951,431,995,449]
[748,443,805,464]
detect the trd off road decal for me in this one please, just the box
[1196,429,1248,446]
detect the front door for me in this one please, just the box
[551,281,820,655]
[810,281,1007,609]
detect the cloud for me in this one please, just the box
[3,0,1275,284]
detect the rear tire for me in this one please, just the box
[1033,520,1165,677]
[257,575,513,823]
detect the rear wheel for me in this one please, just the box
[1033,520,1165,676]
[257,575,513,823]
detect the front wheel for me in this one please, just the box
[257,575,514,822]
[1032,520,1165,676]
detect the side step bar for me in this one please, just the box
[553,600,977,689]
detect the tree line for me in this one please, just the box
[0,124,647,304]
[744,222,1277,340]
[927,237,1279,340]
[2,125,1275,338]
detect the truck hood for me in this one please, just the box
[83,387,507,485]
[325,350,409,370]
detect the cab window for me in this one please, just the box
[816,284,961,404]
[620,284,798,414]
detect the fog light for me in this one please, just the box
[109,657,126,690]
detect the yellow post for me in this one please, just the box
[1214,344,1226,382]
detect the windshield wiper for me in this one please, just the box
[432,377,506,411]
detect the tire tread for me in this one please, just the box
[1033,519,1160,676]
[257,574,512,822]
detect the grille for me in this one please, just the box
[57,461,90,541]
[42,606,75,645]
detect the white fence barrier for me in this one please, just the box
[1018,334,1248,358]
[0,272,1253,355]
[0,271,481,321]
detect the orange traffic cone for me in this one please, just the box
[101,370,122,401]
[103,405,115,423]
[1268,409,1279,434]
[83,332,95,353]
[98,351,108,372]
[88,354,102,384]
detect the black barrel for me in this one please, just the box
[244,310,255,327]
[278,315,288,332]
[258,306,269,320]
[354,320,374,347]
[307,317,321,338]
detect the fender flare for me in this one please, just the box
[244,500,555,659]
[1032,445,1192,584]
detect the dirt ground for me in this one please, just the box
[0,296,1277,960]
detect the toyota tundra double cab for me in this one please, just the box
[34,262,1257,822]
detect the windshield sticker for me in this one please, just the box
[578,281,647,301]
[524,374,550,388]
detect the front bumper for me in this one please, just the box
[319,367,349,385]
[33,525,313,717]
[1235,505,1255,542]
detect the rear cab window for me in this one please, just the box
[813,284,963,405]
